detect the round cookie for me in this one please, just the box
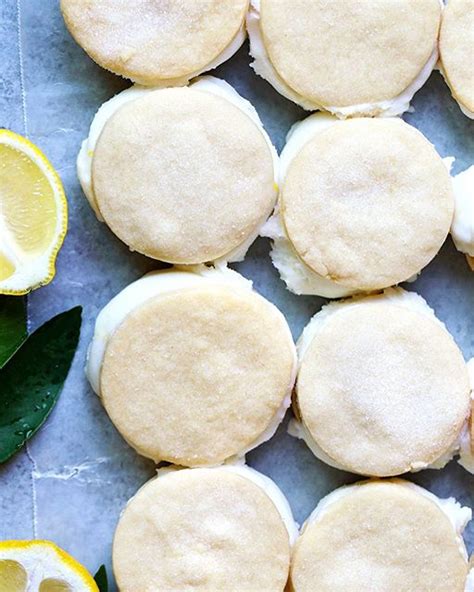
[281,118,454,292]
[296,296,471,476]
[99,281,296,466]
[61,0,248,85]
[257,0,440,112]
[290,480,470,592]
[91,86,276,264]
[440,0,474,116]
[113,467,291,592]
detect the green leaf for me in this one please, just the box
[0,297,27,368]
[0,306,82,463]
[94,565,108,592]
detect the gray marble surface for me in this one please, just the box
[0,1,473,588]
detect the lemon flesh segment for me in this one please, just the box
[0,251,15,281]
[0,145,57,254]
[0,541,97,592]
[0,559,27,592]
[0,130,67,295]
[40,579,73,592]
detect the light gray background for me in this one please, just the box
[0,1,473,588]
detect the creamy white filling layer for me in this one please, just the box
[302,480,471,567]
[290,288,472,473]
[466,568,474,592]
[247,0,439,117]
[78,75,279,263]
[261,208,356,298]
[451,166,474,257]
[147,463,300,545]
[86,265,297,464]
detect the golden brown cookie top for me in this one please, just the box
[440,0,474,114]
[297,300,470,476]
[281,118,454,291]
[259,0,440,108]
[290,480,468,592]
[113,468,291,592]
[92,86,276,264]
[101,285,295,465]
[61,0,248,84]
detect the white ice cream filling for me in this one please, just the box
[78,75,279,263]
[247,0,439,117]
[289,288,472,473]
[86,265,297,464]
[302,480,472,568]
[451,166,474,257]
[135,463,300,545]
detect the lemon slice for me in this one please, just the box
[0,130,67,295]
[0,540,98,591]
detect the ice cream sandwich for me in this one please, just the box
[263,115,454,297]
[61,0,248,85]
[113,464,297,592]
[290,479,472,592]
[291,288,473,476]
[247,0,440,116]
[78,77,278,265]
[87,266,296,467]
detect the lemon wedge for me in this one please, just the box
[0,130,67,295]
[0,540,98,592]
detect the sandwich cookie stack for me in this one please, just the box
[263,116,455,297]
[113,465,298,592]
[77,77,278,264]
[290,480,472,592]
[290,288,473,477]
[78,76,278,265]
[247,0,441,116]
[87,266,296,467]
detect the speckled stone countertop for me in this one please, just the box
[0,1,473,589]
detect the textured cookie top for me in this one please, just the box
[440,0,474,113]
[297,302,470,476]
[61,0,248,84]
[281,118,454,291]
[92,87,275,264]
[290,480,468,592]
[114,468,290,592]
[259,0,440,108]
[100,285,295,466]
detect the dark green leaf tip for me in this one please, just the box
[94,565,108,592]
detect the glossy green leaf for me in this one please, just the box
[94,565,108,592]
[0,306,82,463]
[0,297,27,368]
